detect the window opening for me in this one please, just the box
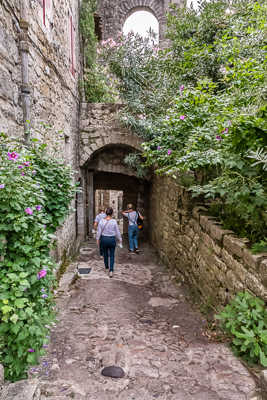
[94,14,102,41]
[42,0,46,26]
[70,15,75,76]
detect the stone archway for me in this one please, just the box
[77,103,149,240]
[97,0,169,43]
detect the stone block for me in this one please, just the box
[209,222,229,242]
[200,232,221,256]
[259,259,267,287]
[192,206,208,222]
[245,272,267,299]
[1,378,40,400]
[0,363,4,384]
[243,249,267,270]
[223,235,248,259]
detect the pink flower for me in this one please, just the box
[32,170,36,175]
[157,146,161,150]
[7,152,19,161]
[222,127,229,134]
[28,349,35,353]
[167,149,172,155]
[58,184,63,188]
[25,207,33,215]
[0,184,5,189]
[36,205,42,211]
[37,270,47,279]
[179,85,185,95]
[180,115,186,120]
[21,172,25,176]
[216,135,222,141]
[24,162,30,167]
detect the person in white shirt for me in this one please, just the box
[93,207,106,255]
[96,207,122,278]
[122,204,143,254]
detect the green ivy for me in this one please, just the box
[0,132,78,381]
[216,292,267,367]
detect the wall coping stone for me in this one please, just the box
[243,249,267,270]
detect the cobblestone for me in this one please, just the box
[34,241,260,400]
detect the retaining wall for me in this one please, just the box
[150,175,267,306]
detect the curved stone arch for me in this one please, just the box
[80,135,143,168]
[99,0,166,41]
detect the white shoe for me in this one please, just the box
[109,271,113,278]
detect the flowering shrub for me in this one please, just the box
[0,133,77,381]
[100,0,267,245]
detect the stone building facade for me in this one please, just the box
[0,0,81,258]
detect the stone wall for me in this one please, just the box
[0,0,81,259]
[150,175,267,306]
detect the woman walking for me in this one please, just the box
[122,204,144,254]
[96,207,122,278]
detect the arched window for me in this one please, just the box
[123,10,159,43]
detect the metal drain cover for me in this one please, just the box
[77,267,91,275]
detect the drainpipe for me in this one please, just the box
[19,0,31,145]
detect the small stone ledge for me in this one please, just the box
[243,249,267,271]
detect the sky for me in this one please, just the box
[123,11,159,40]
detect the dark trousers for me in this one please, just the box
[101,235,116,272]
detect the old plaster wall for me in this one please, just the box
[150,175,267,306]
[0,0,81,259]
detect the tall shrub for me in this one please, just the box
[0,133,77,380]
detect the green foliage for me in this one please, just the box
[251,239,267,254]
[80,0,115,102]
[124,153,149,179]
[0,131,77,381]
[100,0,267,244]
[216,292,267,367]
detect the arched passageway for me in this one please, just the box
[77,143,150,240]
[123,9,159,42]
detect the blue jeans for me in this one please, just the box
[128,225,139,251]
[101,236,116,272]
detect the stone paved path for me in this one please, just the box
[33,240,261,400]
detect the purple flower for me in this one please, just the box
[18,165,24,169]
[36,205,42,211]
[179,85,185,95]
[157,146,161,150]
[28,348,35,353]
[0,184,5,189]
[41,288,46,293]
[180,115,186,120]
[222,127,229,134]
[24,162,30,167]
[42,294,48,299]
[167,149,172,155]
[25,207,33,215]
[32,170,37,175]
[37,269,47,279]
[43,225,47,229]
[7,152,19,161]
[216,135,222,141]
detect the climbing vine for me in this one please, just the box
[80,0,115,102]
[0,131,78,381]
[99,0,267,246]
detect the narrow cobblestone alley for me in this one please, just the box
[34,241,260,400]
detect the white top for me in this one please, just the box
[94,212,106,224]
[96,218,122,241]
[122,211,138,226]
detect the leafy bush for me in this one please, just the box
[0,132,77,381]
[216,292,267,367]
[100,0,267,244]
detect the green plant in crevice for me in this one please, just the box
[80,0,115,102]
[216,291,267,367]
[0,131,78,381]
